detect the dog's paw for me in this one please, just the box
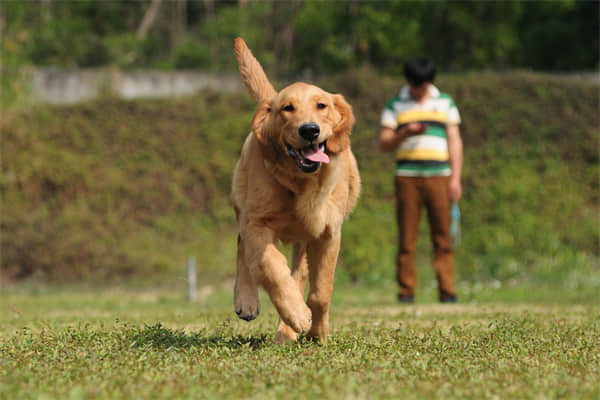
[280,302,312,334]
[274,329,298,344]
[235,304,259,321]
[274,320,299,344]
[234,284,260,321]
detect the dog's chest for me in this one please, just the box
[276,204,332,243]
[294,181,343,240]
[269,162,343,241]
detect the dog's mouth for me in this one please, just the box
[285,141,329,173]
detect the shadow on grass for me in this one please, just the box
[128,323,270,351]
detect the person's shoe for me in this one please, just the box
[397,294,414,304]
[440,295,457,303]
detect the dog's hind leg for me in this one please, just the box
[275,242,309,344]
[234,234,260,321]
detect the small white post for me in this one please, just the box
[187,256,196,303]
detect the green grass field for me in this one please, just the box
[2,285,598,399]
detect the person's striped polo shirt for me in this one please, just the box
[380,84,461,177]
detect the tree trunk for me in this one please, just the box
[137,0,163,39]
[171,0,187,46]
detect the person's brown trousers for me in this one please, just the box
[395,175,456,300]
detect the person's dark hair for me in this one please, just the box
[404,56,436,86]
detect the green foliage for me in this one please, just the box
[292,1,351,74]
[2,1,598,74]
[1,288,599,399]
[104,34,158,68]
[198,2,272,72]
[518,1,599,70]
[172,37,210,69]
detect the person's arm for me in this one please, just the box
[379,123,426,152]
[447,124,463,201]
[379,127,404,152]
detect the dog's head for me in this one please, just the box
[252,82,355,173]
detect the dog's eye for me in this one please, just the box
[317,103,327,109]
[282,104,295,112]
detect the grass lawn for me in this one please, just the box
[1,283,599,399]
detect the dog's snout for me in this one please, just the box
[298,123,320,142]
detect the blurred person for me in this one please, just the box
[379,56,463,303]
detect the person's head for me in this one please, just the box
[404,56,436,100]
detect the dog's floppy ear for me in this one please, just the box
[251,99,279,162]
[251,99,271,144]
[327,94,355,153]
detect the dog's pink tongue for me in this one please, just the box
[303,144,329,163]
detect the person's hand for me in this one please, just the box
[448,176,462,202]
[404,122,427,135]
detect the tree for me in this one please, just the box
[137,0,162,39]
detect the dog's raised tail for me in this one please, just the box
[234,37,277,103]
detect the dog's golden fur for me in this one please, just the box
[231,38,360,343]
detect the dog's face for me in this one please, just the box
[252,82,354,173]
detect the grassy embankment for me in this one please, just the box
[1,71,598,300]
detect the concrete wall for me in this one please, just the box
[26,68,599,105]
[29,68,243,104]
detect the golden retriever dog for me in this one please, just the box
[231,38,360,344]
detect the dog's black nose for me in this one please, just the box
[298,123,320,142]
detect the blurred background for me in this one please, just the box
[1,0,598,301]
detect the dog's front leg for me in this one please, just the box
[306,228,341,342]
[244,225,312,335]
[275,242,309,344]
